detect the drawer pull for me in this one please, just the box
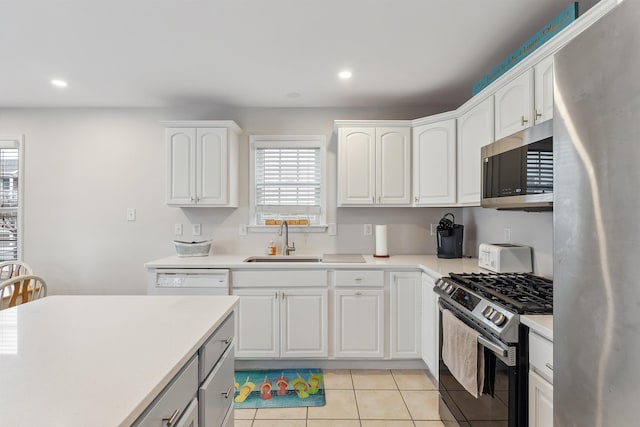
[220,336,233,345]
[355,292,362,296]
[354,278,362,281]
[545,362,554,371]
[221,386,233,399]
[521,116,529,126]
[162,409,181,426]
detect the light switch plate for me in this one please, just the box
[192,224,201,236]
[126,208,136,221]
[364,224,372,236]
[504,228,512,243]
[239,224,248,236]
[328,223,337,236]
[174,224,183,235]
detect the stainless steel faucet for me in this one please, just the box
[279,220,296,256]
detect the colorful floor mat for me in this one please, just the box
[233,369,325,409]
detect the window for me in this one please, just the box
[250,135,326,227]
[0,137,22,261]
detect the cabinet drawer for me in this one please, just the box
[200,313,234,382]
[199,345,235,427]
[529,331,553,383]
[335,270,384,287]
[232,270,327,287]
[134,356,198,427]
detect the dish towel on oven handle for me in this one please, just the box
[441,309,485,398]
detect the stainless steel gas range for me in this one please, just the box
[434,272,553,427]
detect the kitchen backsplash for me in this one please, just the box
[462,207,553,278]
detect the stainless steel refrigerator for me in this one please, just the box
[554,0,640,425]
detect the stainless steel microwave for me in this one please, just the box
[481,120,553,211]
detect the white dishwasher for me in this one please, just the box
[148,269,229,295]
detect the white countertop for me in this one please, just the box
[522,314,553,341]
[0,295,239,427]
[145,254,487,277]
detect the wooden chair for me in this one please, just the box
[0,261,33,281]
[0,275,47,310]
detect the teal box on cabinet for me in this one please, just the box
[472,2,579,95]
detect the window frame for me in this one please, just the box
[249,134,327,231]
[0,135,24,261]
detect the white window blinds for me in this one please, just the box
[250,135,326,227]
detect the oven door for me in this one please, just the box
[438,300,525,427]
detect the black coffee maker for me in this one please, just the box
[436,213,464,258]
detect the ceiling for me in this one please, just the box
[1,0,596,110]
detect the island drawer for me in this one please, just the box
[133,355,198,427]
[199,344,235,427]
[200,313,234,382]
[334,270,384,287]
[529,331,553,383]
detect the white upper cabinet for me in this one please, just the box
[457,97,494,205]
[412,118,457,206]
[337,123,411,206]
[495,56,554,139]
[534,55,554,125]
[494,70,534,140]
[165,121,240,207]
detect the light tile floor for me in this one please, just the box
[234,369,447,427]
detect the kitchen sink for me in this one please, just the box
[243,256,323,263]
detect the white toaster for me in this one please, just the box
[478,243,532,273]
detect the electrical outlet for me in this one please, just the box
[238,224,248,236]
[192,224,201,236]
[126,208,136,221]
[328,223,337,236]
[174,224,183,235]
[430,224,438,236]
[364,224,372,236]
[504,227,512,243]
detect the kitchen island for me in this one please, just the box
[0,295,238,427]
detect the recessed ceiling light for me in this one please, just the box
[51,79,68,88]
[338,70,352,79]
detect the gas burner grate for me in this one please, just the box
[448,272,553,314]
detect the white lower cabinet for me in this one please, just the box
[420,273,439,378]
[233,288,328,358]
[528,330,554,427]
[334,289,384,358]
[390,272,421,358]
[529,370,553,427]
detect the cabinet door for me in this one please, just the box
[233,290,279,358]
[421,274,438,378]
[457,97,494,205]
[281,289,328,358]
[199,347,234,427]
[334,289,384,358]
[534,56,554,125]
[495,70,534,139]
[390,272,421,358]
[196,128,228,205]
[166,128,196,205]
[412,120,456,205]
[338,127,376,205]
[376,127,411,205]
[529,370,554,427]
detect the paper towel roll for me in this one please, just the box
[375,225,389,257]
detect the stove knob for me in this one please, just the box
[445,284,455,294]
[491,311,507,326]
[482,306,495,318]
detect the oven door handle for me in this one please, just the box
[477,335,508,358]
